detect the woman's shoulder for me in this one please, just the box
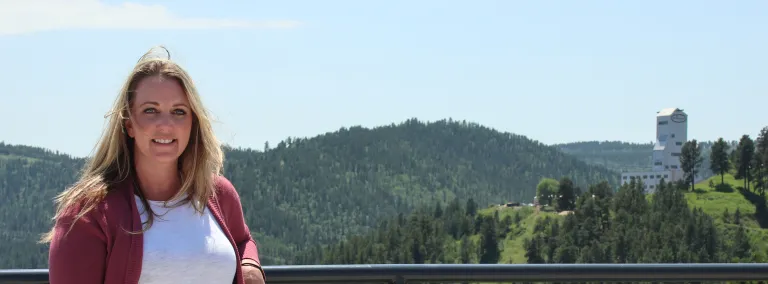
[212,174,248,208]
[58,178,134,221]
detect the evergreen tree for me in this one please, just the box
[478,216,500,263]
[524,236,545,264]
[680,139,704,191]
[732,224,752,261]
[754,127,768,196]
[710,138,730,185]
[465,198,477,216]
[735,135,755,191]
[459,235,471,264]
[556,177,577,212]
[433,201,443,218]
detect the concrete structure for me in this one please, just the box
[620,108,688,193]
[652,108,688,172]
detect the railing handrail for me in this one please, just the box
[2,263,768,283]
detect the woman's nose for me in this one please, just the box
[154,113,175,130]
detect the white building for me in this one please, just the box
[620,108,688,193]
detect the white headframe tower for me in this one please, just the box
[620,108,688,193]
[652,108,688,172]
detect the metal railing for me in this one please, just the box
[2,263,768,283]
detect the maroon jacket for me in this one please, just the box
[47,175,262,284]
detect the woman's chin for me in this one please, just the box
[134,140,186,165]
[144,150,182,164]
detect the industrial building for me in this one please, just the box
[620,108,688,193]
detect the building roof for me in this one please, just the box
[657,108,683,117]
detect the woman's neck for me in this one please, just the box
[133,155,181,201]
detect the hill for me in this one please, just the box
[298,175,766,265]
[555,141,654,172]
[556,140,721,178]
[682,174,768,257]
[0,118,619,268]
[0,142,85,269]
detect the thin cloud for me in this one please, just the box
[0,0,301,36]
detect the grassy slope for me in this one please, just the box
[684,173,768,261]
[686,174,758,225]
[473,174,768,263]
[458,205,559,264]
[500,207,559,263]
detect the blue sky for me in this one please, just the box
[1,0,766,158]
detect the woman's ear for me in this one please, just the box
[125,119,135,138]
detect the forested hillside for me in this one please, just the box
[296,177,763,265]
[525,178,760,263]
[557,140,722,178]
[0,118,619,268]
[295,124,768,265]
[0,144,84,269]
[556,141,654,172]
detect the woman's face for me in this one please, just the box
[125,76,193,165]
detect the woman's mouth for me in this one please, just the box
[152,139,176,145]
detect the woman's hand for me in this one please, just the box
[242,262,265,284]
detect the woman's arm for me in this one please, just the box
[215,176,265,281]
[48,205,107,284]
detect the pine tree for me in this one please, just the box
[735,135,755,191]
[465,198,477,216]
[681,139,704,191]
[524,236,545,264]
[478,216,500,263]
[459,235,471,264]
[754,127,768,196]
[732,225,752,261]
[556,177,577,212]
[710,138,730,185]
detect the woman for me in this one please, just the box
[42,46,266,284]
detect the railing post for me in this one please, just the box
[393,275,405,284]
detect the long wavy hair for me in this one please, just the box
[40,46,224,242]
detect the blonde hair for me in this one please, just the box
[41,46,223,243]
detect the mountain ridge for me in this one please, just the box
[1,118,619,268]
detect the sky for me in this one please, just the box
[0,0,766,158]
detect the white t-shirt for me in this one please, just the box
[134,194,237,284]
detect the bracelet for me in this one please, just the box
[242,262,266,280]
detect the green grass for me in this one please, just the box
[475,205,560,264]
[685,173,768,261]
[503,209,559,263]
[685,174,759,226]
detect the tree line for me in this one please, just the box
[3,122,764,269]
[293,196,511,265]
[682,126,768,194]
[0,119,619,268]
[525,178,756,264]
[295,176,760,265]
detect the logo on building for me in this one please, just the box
[671,113,686,123]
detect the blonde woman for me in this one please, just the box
[42,47,265,284]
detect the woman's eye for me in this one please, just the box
[141,107,185,115]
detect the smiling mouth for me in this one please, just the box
[152,139,176,144]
